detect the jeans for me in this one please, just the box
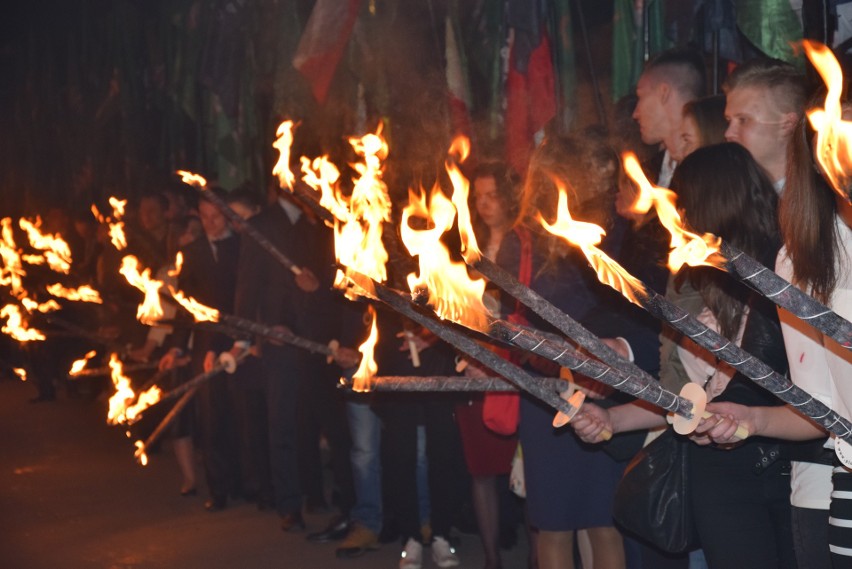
[347,399,383,534]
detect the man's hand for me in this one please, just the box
[333,347,361,369]
[295,268,320,292]
[268,325,294,346]
[158,348,182,372]
[203,351,217,373]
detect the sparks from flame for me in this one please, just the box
[803,40,852,200]
[0,304,46,342]
[540,184,646,306]
[19,217,72,274]
[119,256,164,325]
[401,186,490,330]
[45,283,103,304]
[623,153,723,272]
[352,306,378,392]
[272,120,296,190]
[70,350,98,375]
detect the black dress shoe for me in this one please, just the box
[280,511,305,532]
[204,496,227,512]
[307,516,350,543]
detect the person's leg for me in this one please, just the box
[830,470,852,568]
[586,526,625,569]
[173,436,196,494]
[472,476,501,569]
[346,399,383,533]
[537,530,573,569]
[791,506,831,569]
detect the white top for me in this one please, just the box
[778,215,852,510]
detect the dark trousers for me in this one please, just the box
[233,357,272,503]
[380,396,466,542]
[262,344,304,516]
[297,355,355,514]
[197,368,241,499]
[690,443,796,569]
[792,505,830,569]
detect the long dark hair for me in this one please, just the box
[779,113,839,304]
[670,143,780,339]
[470,160,520,245]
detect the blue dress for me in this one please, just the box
[497,217,663,530]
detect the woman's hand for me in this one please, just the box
[570,402,613,444]
[692,401,756,446]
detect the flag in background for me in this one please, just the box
[735,0,802,65]
[611,0,668,102]
[446,1,473,139]
[293,0,363,104]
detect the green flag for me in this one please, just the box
[735,0,802,65]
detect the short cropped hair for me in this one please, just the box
[723,58,807,116]
[644,48,707,100]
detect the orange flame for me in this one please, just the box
[134,440,149,466]
[167,252,184,278]
[106,353,161,425]
[352,306,378,392]
[69,350,98,375]
[272,120,296,190]
[21,254,45,265]
[20,297,61,313]
[446,136,481,263]
[18,217,72,274]
[540,184,646,306]
[45,283,103,304]
[91,197,128,250]
[0,304,46,341]
[623,153,723,272]
[176,170,207,188]
[13,368,27,381]
[803,41,852,200]
[119,256,164,325]
[300,155,348,222]
[0,218,24,296]
[169,287,220,322]
[332,127,393,298]
[401,186,489,330]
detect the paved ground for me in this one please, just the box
[0,376,530,569]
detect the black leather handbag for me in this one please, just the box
[612,428,699,553]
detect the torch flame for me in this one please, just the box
[300,155,348,222]
[176,170,207,188]
[169,287,220,322]
[540,184,647,306]
[0,304,46,341]
[45,283,102,304]
[272,120,296,190]
[0,218,24,296]
[20,297,61,313]
[18,217,72,274]
[69,350,98,375]
[106,353,161,425]
[134,440,148,466]
[13,368,27,381]
[351,306,378,392]
[119,256,164,325]
[168,252,184,278]
[445,136,481,263]
[623,153,723,272]
[92,197,128,250]
[803,40,852,200]
[401,187,490,330]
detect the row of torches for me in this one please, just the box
[3,41,852,465]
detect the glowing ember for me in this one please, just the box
[0,218,24,295]
[20,297,61,313]
[540,184,646,306]
[272,120,297,190]
[167,252,184,278]
[12,368,26,381]
[401,186,489,330]
[45,283,103,304]
[92,197,129,250]
[803,40,852,200]
[169,287,220,322]
[134,440,148,466]
[351,306,378,392]
[446,136,481,263]
[119,256,164,324]
[332,127,393,298]
[623,153,723,271]
[19,217,72,274]
[0,304,46,341]
[69,350,98,375]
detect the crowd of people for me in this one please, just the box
[6,46,852,569]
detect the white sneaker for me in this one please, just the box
[431,536,460,568]
[399,537,423,569]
